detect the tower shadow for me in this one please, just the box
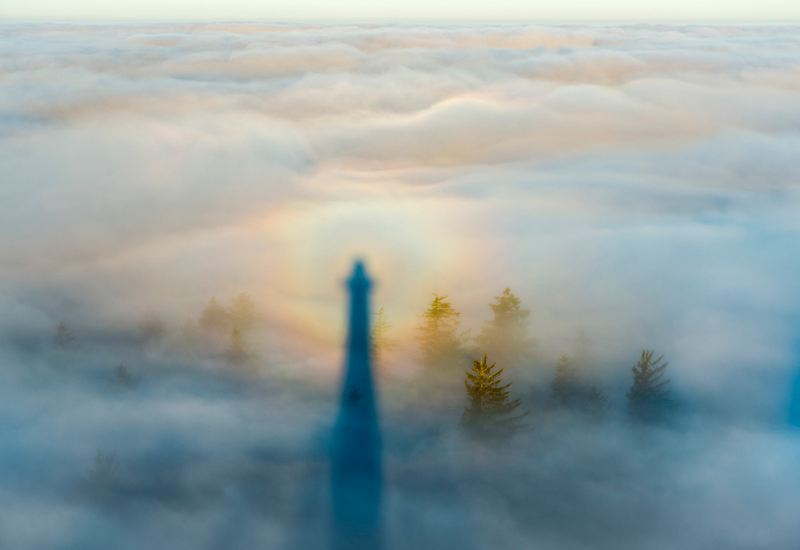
[330,260,383,550]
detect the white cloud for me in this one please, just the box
[1,23,799,547]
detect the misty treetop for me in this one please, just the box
[200,297,229,333]
[54,321,76,349]
[477,288,535,371]
[229,292,257,334]
[550,354,608,418]
[197,292,258,362]
[627,350,672,421]
[418,294,467,371]
[551,354,579,405]
[138,313,166,344]
[200,292,257,335]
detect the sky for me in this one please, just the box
[1,0,800,21]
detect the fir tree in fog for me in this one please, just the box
[551,354,580,405]
[462,353,526,440]
[199,297,229,334]
[477,288,533,371]
[418,295,466,372]
[113,363,139,390]
[627,350,672,421]
[229,292,256,334]
[226,327,248,364]
[53,321,75,348]
[138,313,166,345]
[550,354,607,417]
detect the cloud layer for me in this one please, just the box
[1,22,800,549]
[3,22,799,387]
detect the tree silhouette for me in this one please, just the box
[114,364,139,389]
[462,353,526,439]
[200,297,229,333]
[138,313,166,344]
[229,292,256,334]
[550,354,608,417]
[371,306,394,366]
[551,354,579,405]
[627,350,671,420]
[54,321,75,348]
[550,355,608,416]
[478,288,533,371]
[90,450,119,485]
[418,294,465,370]
[584,386,609,417]
[226,327,247,363]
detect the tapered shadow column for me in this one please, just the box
[330,260,383,550]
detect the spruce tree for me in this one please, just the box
[478,288,533,370]
[138,314,166,343]
[551,354,579,406]
[627,350,671,420]
[550,354,608,417]
[200,298,229,333]
[418,294,464,370]
[227,327,247,363]
[583,386,609,417]
[462,353,526,439]
[54,321,75,348]
[114,364,138,389]
[229,292,256,334]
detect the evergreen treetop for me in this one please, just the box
[226,326,247,363]
[418,294,464,369]
[627,349,671,420]
[54,321,75,348]
[550,353,608,418]
[230,292,256,333]
[478,287,533,368]
[200,297,229,333]
[488,287,529,327]
[551,354,579,405]
[463,353,526,439]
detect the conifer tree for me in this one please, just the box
[627,350,671,420]
[90,451,118,485]
[226,327,247,363]
[138,313,166,343]
[200,298,229,333]
[54,321,75,348]
[114,364,138,389]
[418,294,464,370]
[550,353,608,417]
[587,385,609,413]
[478,288,533,370]
[551,354,579,406]
[462,353,526,439]
[229,292,256,334]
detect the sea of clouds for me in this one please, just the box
[1,22,800,549]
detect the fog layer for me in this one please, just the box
[1,22,799,549]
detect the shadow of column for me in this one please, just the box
[330,260,383,550]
